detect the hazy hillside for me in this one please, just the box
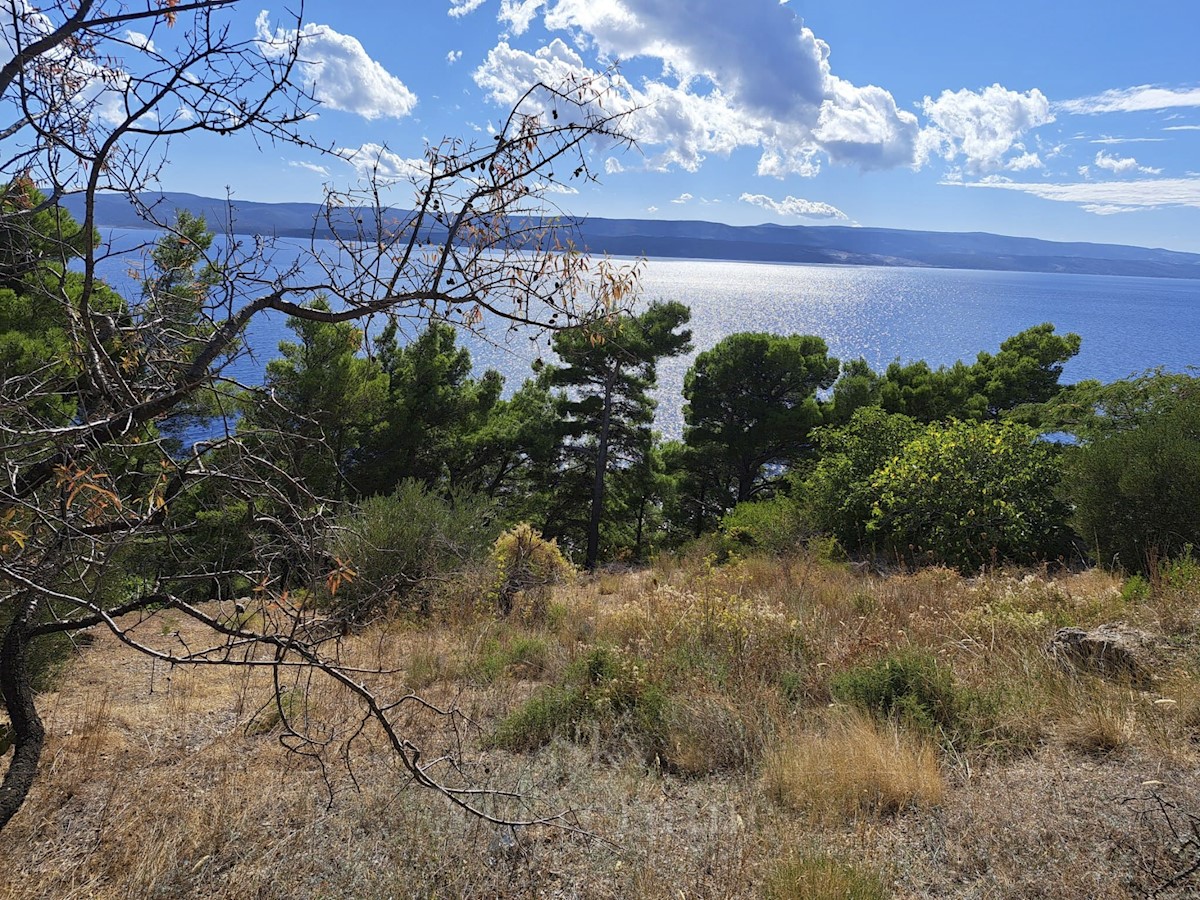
[69,191,1200,280]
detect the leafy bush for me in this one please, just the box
[329,480,497,620]
[830,650,988,748]
[490,523,573,616]
[1065,388,1200,573]
[800,406,920,553]
[868,419,1070,571]
[490,645,668,755]
[718,495,806,556]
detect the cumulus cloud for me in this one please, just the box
[952,175,1200,214]
[337,142,429,182]
[474,39,752,173]
[475,0,918,176]
[1005,151,1043,171]
[740,192,847,219]
[448,0,489,18]
[604,157,625,174]
[446,49,462,64]
[498,0,547,34]
[1058,85,1200,115]
[257,14,416,120]
[1093,150,1161,176]
[670,192,693,204]
[917,84,1053,172]
[814,76,919,170]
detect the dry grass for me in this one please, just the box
[4,551,1200,898]
[762,854,888,900]
[763,713,946,822]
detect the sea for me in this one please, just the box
[93,229,1200,439]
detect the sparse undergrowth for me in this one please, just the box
[4,550,1200,898]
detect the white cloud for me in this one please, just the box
[1080,204,1144,216]
[917,84,1053,172]
[288,160,331,177]
[1058,85,1200,115]
[475,0,918,176]
[740,192,847,219]
[604,157,625,174]
[1093,149,1161,176]
[670,192,693,204]
[448,0,489,18]
[474,39,752,173]
[647,205,658,212]
[256,14,417,120]
[124,30,154,52]
[814,77,919,170]
[446,49,462,64]
[1005,151,1043,171]
[1165,124,1200,132]
[498,0,547,34]
[952,175,1200,213]
[337,142,429,182]
[756,145,821,178]
[1090,136,1166,144]
[537,180,579,194]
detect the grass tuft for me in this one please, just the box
[763,854,889,900]
[762,713,945,822]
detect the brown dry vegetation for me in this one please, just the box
[4,552,1200,899]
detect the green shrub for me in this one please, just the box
[1064,383,1200,573]
[490,646,668,754]
[1121,574,1151,604]
[490,685,584,752]
[867,419,1070,571]
[490,523,573,617]
[763,854,888,900]
[800,406,921,553]
[718,496,805,556]
[830,650,990,749]
[328,480,498,620]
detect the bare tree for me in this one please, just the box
[0,0,636,832]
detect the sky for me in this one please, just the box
[117,2,1200,252]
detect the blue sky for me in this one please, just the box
[148,1,1200,252]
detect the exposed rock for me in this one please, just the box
[1046,624,1163,683]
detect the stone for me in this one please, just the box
[1046,623,1162,683]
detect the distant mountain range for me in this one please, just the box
[67,191,1200,280]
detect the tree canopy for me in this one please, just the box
[680,332,838,524]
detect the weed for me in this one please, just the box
[470,634,552,684]
[490,646,668,756]
[763,854,889,900]
[763,713,945,822]
[830,649,994,750]
[244,689,300,736]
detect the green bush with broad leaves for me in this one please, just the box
[867,419,1070,571]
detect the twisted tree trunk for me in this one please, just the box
[0,596,44,832]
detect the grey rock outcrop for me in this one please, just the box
[1046,624,1163,683]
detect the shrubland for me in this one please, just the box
[4,546,1200,898]
[7,188,1200,897]
[4,5,1200,895]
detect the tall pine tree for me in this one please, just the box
[546,302,691,568]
